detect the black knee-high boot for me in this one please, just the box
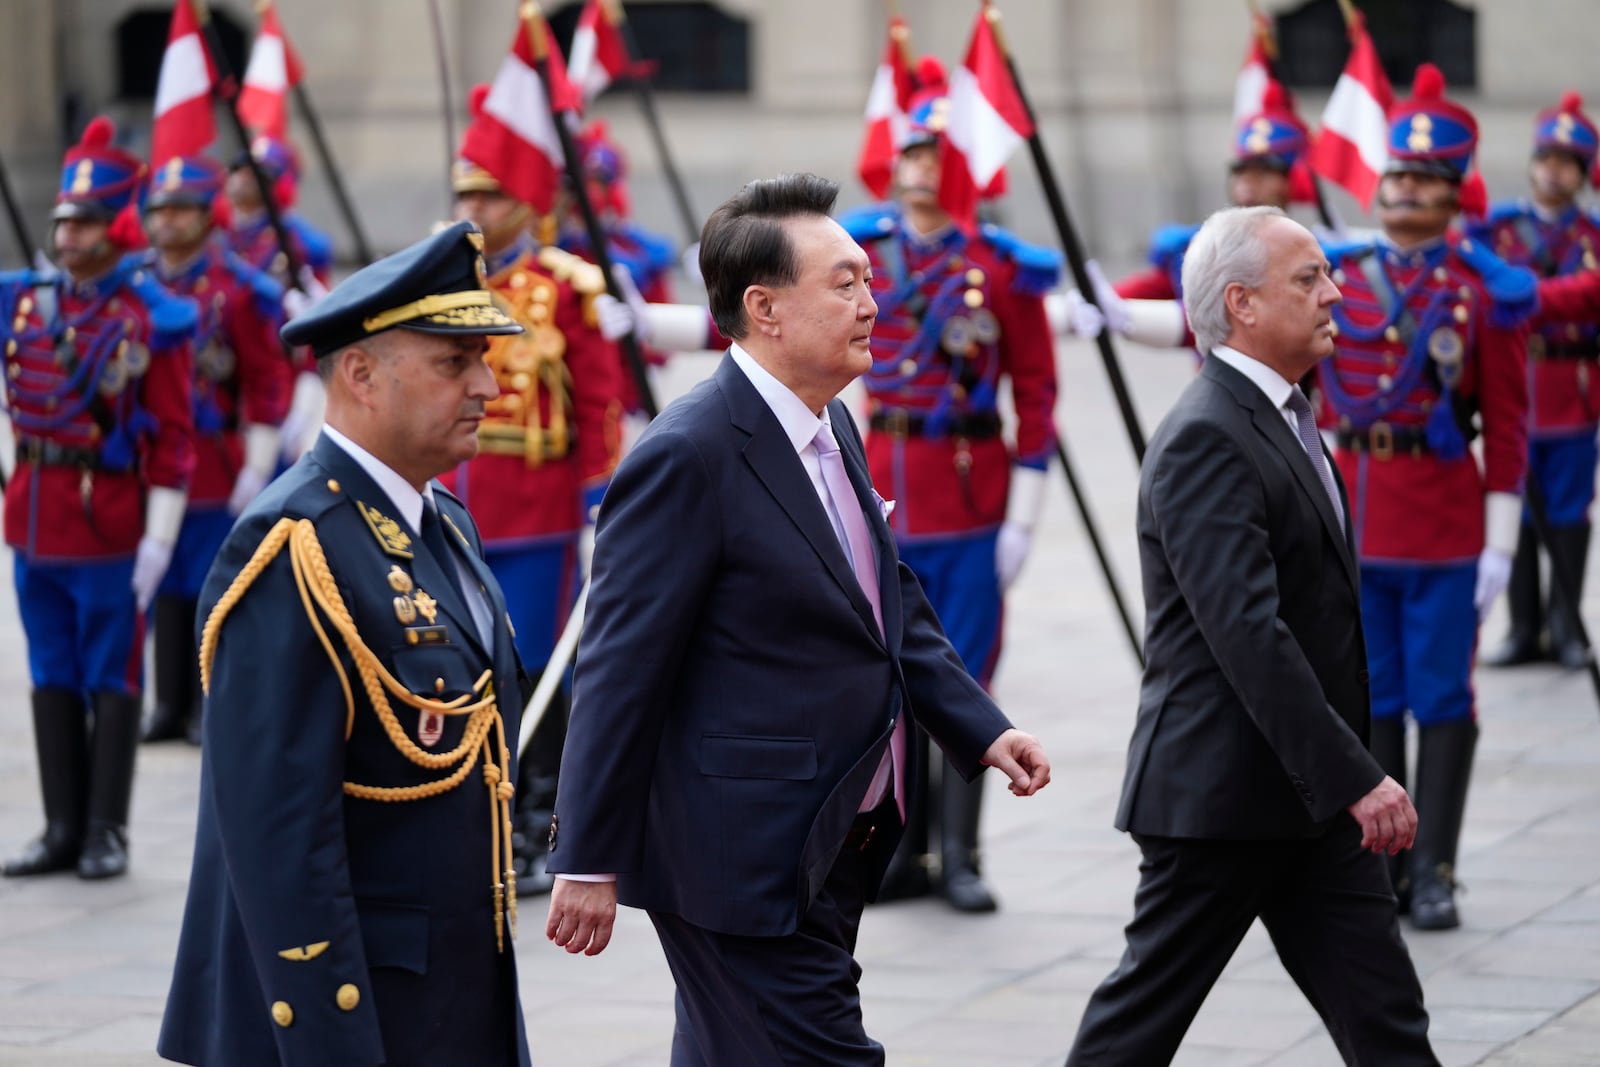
[142,595,194,743]
[1368,715,1409,913]
[940,757,997,913]
[3,690,89,877]
[78,691,141,879]
[1546,523,1592,672]
[874,730,932,902]
[1409,719,1479,931]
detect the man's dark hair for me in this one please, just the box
[699,173,840,341]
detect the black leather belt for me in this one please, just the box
[16,438,103,469]
[1530,338,1600,361]
[842,797,899,852]
[1335,423,1431,460]
[869,410,1001,440]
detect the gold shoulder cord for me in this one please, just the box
[198,518,518,950]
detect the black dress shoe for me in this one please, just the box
[77,822,128,880]
[942,867,998,913]
[3,825,81,877]
[1409,865,1460,931]
[1480,633,1543,668]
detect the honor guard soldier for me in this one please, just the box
[1317,65,1534,931]
[159,222,533,1067]
[0,118,197,881]
[1069,83,1315,351]
[136,155,294,745]
[556,121,679,417]
[443,142,623,895]
[224,134,334,464]
[1472,93,1600,670]
[840,62,1060,913]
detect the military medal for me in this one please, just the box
[387,565,413,594]
[418,710,444,748]
[940,316,975,355]
[413,589,438,624]
[1428,326,1464,367]
[393,595,417,625]
[971,308,1000,345]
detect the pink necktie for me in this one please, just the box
[814,422,904,820]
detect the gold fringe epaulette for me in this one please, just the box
[537,245,607,296]
[198,518,518,951]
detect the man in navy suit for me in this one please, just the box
[543,173,1051,1065]
[159,223,533,1066]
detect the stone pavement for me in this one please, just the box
[1,338,1599,1065]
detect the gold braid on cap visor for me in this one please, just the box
[361,290,516,333]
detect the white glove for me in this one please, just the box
[228,423,281,515]
[995,465,1048,591]
[1045,289,1106,339]
[132,486,187,612]
[1084,260,1131,336]
[995,522,1033,591]
[596,266,653,344]
[279,371,327,463]
[1474,546,1513,621]
[281,268,330,322]
[680,241,703,285]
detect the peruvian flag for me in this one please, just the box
[568,0,633,105]
[938,4,1032,226]
[1307,13,1395,208]
[150,0,217,166]
[461,12,579,214]
[238,0,304,139]
[1233,12,1274,124]
[856,17,915,199]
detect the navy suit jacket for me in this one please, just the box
[159,435,530,1067]
[546,355,1012,937]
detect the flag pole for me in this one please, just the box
[0,146,39,269]
[191,0,307,296]
[606,0,700,247]
[1245,0,1341,235]
[524,2,659,420]
[426,0,459,211]
[983,1,1147,464]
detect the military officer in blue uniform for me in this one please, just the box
[158,222,534,1067]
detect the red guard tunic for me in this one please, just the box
[841,205,1059,538]
[1469,203,1600,437]
[143,248,291,505]
[1317,235,1533,564]
[440,238,622,545]
[1540,265,1600,319]
[1,262,197,561]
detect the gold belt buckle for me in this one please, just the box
[1368,421,1394,462]
[886,408,910,439]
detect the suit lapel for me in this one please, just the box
[310,436,491,661]
[1204,360,1359,589]
[717,358,886,647]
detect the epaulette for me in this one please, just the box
[126,265,200,349]
[838,203,899,245]
[537,245,606,296]
[1148,223,1201,269]
[222,249,286,320]
[1453,235,1538,326]
[0,268,43,291]
[978,223,1063,296]
[288,215,334,272]
[1484,201,1529,226]
[617,221,678,275]
[1318,235,1377,265]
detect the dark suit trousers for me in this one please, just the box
[1067,820,1437,1067]
[649,816,888,1067]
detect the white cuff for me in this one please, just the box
[1005,465,1049,531]
[556,873,617,883]
[241,423,282,476]
[1486,491,1522,557]
[144,486,188,546]
[643,304,715,352]
[1043,291,1071,336]
[1122,300,1190,348]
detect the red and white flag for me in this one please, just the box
[150,0,217,166]
[460,12,579,214]
[238,0,304,140]
[938,4,1032,226]
[1233,12,1274,125]
[856,17,915,199]
[568,0,632,105]
[1307,13,1395,208]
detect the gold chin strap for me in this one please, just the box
[198,518,518,951]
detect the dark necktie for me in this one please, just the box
[1284,388,1345,526]
[420,496,467,601]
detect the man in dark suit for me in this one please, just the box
[542,173,1051,1065]
[1066,207,1439,1066]
[159,223,534,1066]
